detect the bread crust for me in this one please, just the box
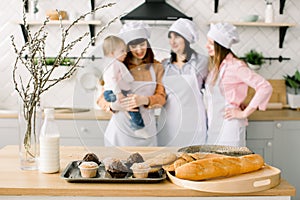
[145,152,177,167]
[175,154,264,181]
[163,152,227,172]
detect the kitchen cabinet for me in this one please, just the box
[246,121,274,165]
[246,120,300,200]
[0,118,109,148]
[56,119,108,146]
[273,121,300,200]
[0,119,18,149]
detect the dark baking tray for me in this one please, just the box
[61,160,166,183]
[178,145,254,156]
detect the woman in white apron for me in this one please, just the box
[205,22,273,147]
[97,22,166,146]
[157,18,208,146]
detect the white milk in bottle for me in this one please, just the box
[39,108,60,173]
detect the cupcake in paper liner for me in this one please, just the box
[78,161,99,178]
[130,162,151,178]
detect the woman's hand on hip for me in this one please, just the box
[224,107,246,120]
[120,94,149,111]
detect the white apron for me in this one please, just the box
[157,66,207,146]
[205,64,246,147]
[104,66,157,146]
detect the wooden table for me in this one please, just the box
[0,146,295,200]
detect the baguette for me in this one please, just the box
[163,153,227,172]
[175,154,264,181]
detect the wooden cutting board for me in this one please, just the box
[167,165,281,193]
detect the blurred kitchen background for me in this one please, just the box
[0,0,299,110]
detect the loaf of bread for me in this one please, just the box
[145,152,177,167]
[163,152,226,172]
[175,154,264,181]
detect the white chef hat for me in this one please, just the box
[119,21,151,44]
[207,22,240,49]
[168,18,199,44]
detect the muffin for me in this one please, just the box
[82,153,101,165]
[102,157,117,171]
[78,161,99,178]
[107,160,129,178]
[126,152,144,168]
[130,162,151,178]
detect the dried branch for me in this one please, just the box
[12,0,118,156]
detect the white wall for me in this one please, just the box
[0,0,299,109]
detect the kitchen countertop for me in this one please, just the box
[248,109,300,121]
[0,145,296,199]
[1,108,300,121]
[0,108,112,120]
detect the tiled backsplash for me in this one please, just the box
[0,0,299,109]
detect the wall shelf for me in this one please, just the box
[22,0,98,45]
[17,20,102,46]
[21,20,102,25]
[214,0,287,14]
[209,21,296,48]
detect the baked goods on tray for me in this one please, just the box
[78,152,170,179]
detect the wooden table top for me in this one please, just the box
[0,145,296,197]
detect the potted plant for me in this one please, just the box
[243,49,265,70]
[284,70,300,109]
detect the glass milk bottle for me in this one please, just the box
[39,108,60,173]
[265,2,274,23]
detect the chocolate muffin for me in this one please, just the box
[107,160,129,178]
[126,152,144,168]
[82,153,101,165]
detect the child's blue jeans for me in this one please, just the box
[103,90,145,130]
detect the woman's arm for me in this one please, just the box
[96,87,131,113]
[224,64,273,120]
[119,62,166,110]
[146,62,166,108]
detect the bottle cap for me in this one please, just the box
[44,108,55,117]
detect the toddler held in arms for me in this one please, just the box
[101,35,146,133]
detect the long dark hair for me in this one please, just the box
[123,38,154,67]
[209,41,238,84]
[168,31,196,63]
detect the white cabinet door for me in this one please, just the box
[56,120,108,146]
[0,119,18,148]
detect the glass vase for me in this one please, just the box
[18,101,42,170]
